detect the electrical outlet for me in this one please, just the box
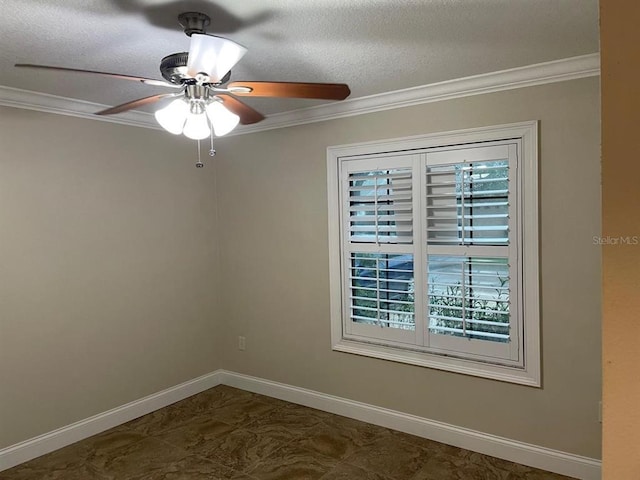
[238,336,246,351]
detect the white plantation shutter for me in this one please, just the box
[331,128,536,380]
[341,156,418,343]
[424,144,519,362]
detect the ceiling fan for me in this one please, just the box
[15,11,351,145]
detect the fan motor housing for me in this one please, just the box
[160,52,190,84]
[160,52,231,85]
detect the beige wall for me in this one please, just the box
[601,1,640,477]
[0,108,221,448]
[216,78,602,458]
[0,76,602,460]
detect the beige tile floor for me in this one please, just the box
[0,385,574,480]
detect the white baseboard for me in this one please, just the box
[0,369,601,480]
[0,370,223,472]
[220,371,601,480]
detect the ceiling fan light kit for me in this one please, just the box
[154,83,241,140]
[206,101,241,136]
[15,11,351,166]
[154,97,189,135]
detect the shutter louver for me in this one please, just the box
[349,252,415,330]
[427,256,510,342]
[348,168,413,244]
[426,161,509,246]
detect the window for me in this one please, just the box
[327,122,540,386]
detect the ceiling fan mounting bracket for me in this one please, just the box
[178,12,211,36]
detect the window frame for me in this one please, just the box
[327,121,540,387]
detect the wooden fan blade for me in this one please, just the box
[14,64,180,88]
[228,81,351,100]
[216,94,265,125]
[95,94,174,115]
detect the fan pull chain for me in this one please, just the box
[196,139,204,168]
[209,124,216,157]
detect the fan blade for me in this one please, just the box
[216,94,265,125]
[14,64,180,88]
[227,81,350,100]
[95,94,175,115]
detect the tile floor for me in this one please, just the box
[0,385,574,480]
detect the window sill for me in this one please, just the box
[332,338,541,387]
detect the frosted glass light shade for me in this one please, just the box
[182,112,210,140]
[154,98,189,135]
[187,34,247,83]
[206,101,240,136]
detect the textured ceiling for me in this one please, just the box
[0,0,599,116]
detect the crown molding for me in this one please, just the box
[233,53,600,135]
[0,53,599,135]
[0,85,160,130]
